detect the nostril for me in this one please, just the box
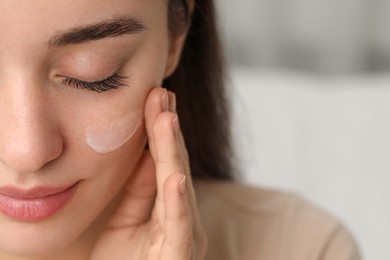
[0,125,63,174]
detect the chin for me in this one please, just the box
[0,221,81,257]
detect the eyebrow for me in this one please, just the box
[47,17,147,48]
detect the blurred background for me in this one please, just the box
[215,0,390,259]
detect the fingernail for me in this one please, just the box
[172,114,179,137]
[161,89,169,111]
[172,93,177,113]
[167,92,176,113]
[179,175,186,195]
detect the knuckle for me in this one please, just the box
[154,112,176,131]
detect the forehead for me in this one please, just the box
[0,0,165,45]
[0,0,168,65]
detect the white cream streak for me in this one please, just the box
[86,110,142,153]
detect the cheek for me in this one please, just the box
[85,109,143,154]
[73,37,170,154]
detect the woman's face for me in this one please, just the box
[0,0,180,256]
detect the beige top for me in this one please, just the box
[194,180,362,260]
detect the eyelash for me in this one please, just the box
[62,73,128,93]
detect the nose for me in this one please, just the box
[0,83,63,173]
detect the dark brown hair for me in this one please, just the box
[165,0,235,180]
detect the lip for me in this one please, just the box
[0,182,79,222]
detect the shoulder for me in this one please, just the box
[193,180,361,260]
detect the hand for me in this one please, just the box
[91,87,208,260]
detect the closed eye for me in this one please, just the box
[62,73,128,93]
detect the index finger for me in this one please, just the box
[144,87,168,161]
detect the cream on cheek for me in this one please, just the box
[85,109,143,153]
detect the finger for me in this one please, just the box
[152,90,207,258]
[167,92,195,208]
[144,87,169,161]
[160,173,192,260]
[153,111,184,225]
[168,92,208,257]
[167,92,190,179]
[107,150,157,228]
